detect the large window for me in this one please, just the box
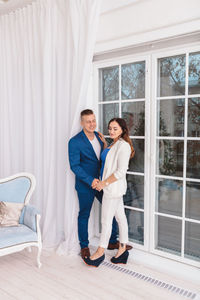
[154,50,200,263]
[98,57,149,248]
[95,45,200,267]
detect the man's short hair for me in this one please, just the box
[80,109,94,118]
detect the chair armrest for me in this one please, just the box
[23,205,40,232]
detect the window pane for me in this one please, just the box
[129,139,144,173]
[156,179,183,217]
[158,99,185,137]
[185,222,200,261]
[99,103,119,135]
[186,182,200,221]
[125,208,144,245]
[155,216,182,255]
[121,61,145,99]
[187,141,200,179]
[188,52,200,95]
[158,55,186,97]
[158,140,184,177]
[99,66,119,101]
[122,102,145,136]
[124,174,144,209]
[188,98,200,137]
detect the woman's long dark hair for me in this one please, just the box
[108,118,135,159]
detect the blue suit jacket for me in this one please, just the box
[68,130,104,193]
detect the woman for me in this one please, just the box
[84,118,135,267]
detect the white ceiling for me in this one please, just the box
[0,0,140,16]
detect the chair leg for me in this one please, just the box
[36,214,42,268]
[37,246,42,268]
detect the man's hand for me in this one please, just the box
[98,132,107,148]
[91,178,99,189]
[95,181,106,192]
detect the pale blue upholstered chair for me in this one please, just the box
[0,173,42,268]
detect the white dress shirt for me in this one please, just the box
[89,135,101,160]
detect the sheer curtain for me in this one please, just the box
[0,0,101,253]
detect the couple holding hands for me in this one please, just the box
[68,109,134,267]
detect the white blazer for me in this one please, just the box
[102,138,131,197]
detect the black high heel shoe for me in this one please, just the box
[83,254,105,267]
[111,250,129,264]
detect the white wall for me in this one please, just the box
[95,0,200,53]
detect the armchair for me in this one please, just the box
[0,173,42,268]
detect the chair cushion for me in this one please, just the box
[0,224,38,249]
[23,205,38,232]
[0,201,24,227]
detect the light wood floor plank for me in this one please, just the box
[0,248,199,300]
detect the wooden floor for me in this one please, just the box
[0,248,199,300]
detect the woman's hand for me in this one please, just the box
[95,180,106,191]
[98,132,107,148]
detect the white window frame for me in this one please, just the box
[93,53,151,253]
[150,44,200,268]
[93,41,200,268]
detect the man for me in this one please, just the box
[68,109,132,259]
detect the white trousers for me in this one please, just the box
[99,194,129,248]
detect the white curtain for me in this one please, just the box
[0,0,101,252]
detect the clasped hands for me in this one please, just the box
[91,178,105,192]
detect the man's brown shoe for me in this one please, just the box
[107,241,133,251]
[81,247,90,259]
